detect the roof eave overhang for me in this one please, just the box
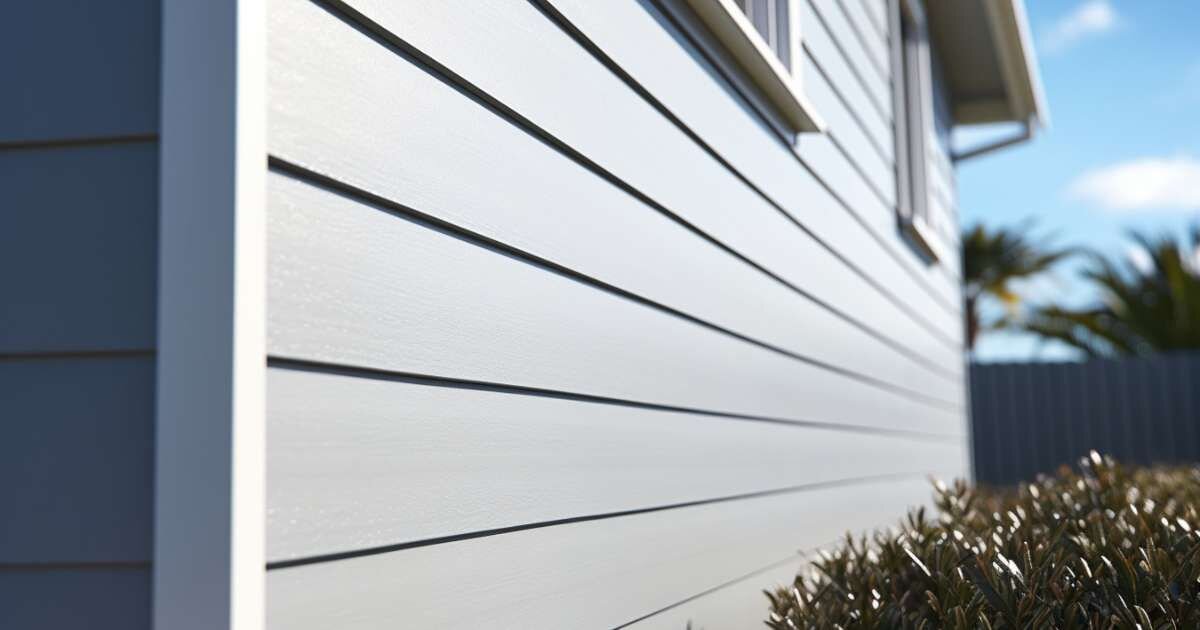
[979,0,1048,128]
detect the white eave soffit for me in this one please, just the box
[929,0,1048,129]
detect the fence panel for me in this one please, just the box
[970,352,1200,485]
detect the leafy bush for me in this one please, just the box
[766,454,1200,629]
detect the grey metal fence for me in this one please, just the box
[970,352,1200,486]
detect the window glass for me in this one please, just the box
[734,0,791,70]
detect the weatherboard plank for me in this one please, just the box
[266,367,967,561]
[265,478,943,629]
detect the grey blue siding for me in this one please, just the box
[0,1,160,627]
[1,144,159,351]
[0,0,159,144]
[0,567,150,630]
[263,0,967,627]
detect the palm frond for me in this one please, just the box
[1020,227,1200,357]
[961,222,1075,350]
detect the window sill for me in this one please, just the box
[903,214,948,264]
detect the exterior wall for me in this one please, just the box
[1,0,966,626]
[0,2,160,628]
[263,0,967,628]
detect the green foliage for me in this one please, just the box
[961,223,1073,351]
[1023,229,1200,357]
[766,454,1200,629]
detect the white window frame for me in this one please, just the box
[684,0,825,133]
[889,0,945,263]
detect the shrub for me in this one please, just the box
[766,454,1200,629]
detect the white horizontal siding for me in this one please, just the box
[267,367,965,562]
[800,43,894,207]
[835,0,890,77]
[806,0,891,120]
[624,555,806,629]
[798,0,962,307]
[266,477,946,629]
[803,41,894,170]
[264,0,969,624]
[269,0,963,385]
[859,0,888,40]
[544,0,964,336]
[799,0,893,164]
[267,171,961,431]
[266,0,966,396]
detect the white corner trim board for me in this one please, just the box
[155,1,266,629]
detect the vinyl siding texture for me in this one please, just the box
[0,2,160,628]
[264,0,966,628]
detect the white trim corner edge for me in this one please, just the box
[154,0,266,629]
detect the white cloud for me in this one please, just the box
[1041,0,1118,53]
[1068,156,1200,212]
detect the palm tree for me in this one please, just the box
[1022,228,1200,357]
[962,223,1073,352]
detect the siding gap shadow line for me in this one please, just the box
[801,43,894,170]
[270,156,964,408]
[856,0,890,42]
[815,122,961,295]
[634,0,963,320]
[531,0,962,340]
[610,550,810,629]
[0,561,150,571]
[791,136,963,319]
[267,355,967,443]
[305,0,963,361]
[611,509,904,630]
[800,41,894,178]
[808,2,967,293]
[266,472,930,571]
[528,0,965,330]
[0,133,158,152]
[0,348,155,362]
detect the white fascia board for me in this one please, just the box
[984,0,1049,128]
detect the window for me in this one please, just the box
[890,0,944,262]
[733,0,791,70]
[683,0,824,133]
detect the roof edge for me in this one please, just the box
[982,0,1049,128]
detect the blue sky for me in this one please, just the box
[957,0,1200,362]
